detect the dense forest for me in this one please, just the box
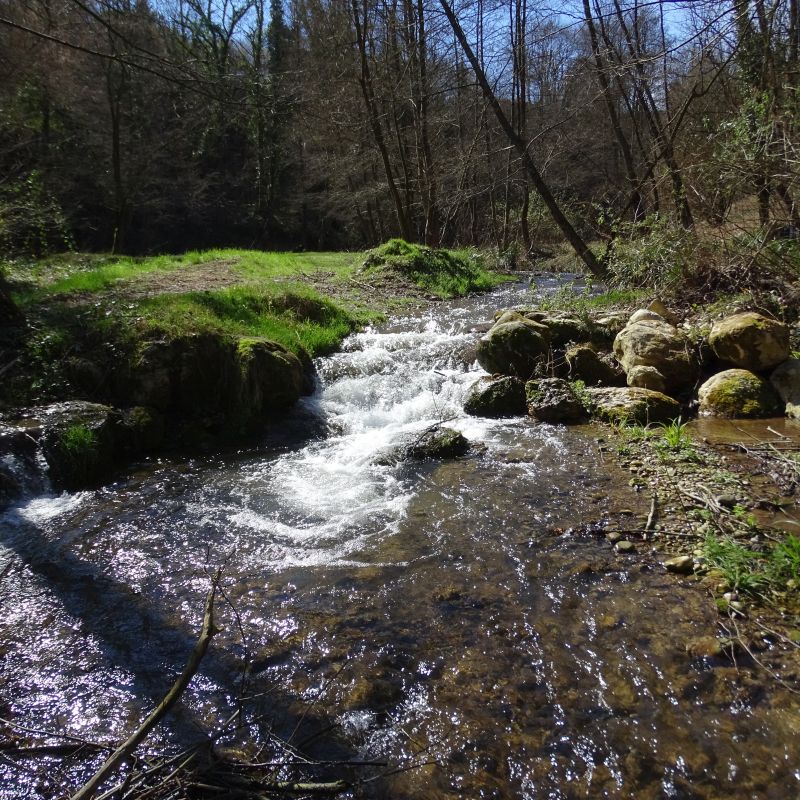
[0,0,798,262]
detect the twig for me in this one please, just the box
[70,577,220,800]
[644,492,658,536]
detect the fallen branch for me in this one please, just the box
[644,492,658,536]
[70,577,220,800]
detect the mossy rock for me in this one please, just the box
[585,387,681,425]
[698,369,781,418]
[525,378,586,423]
[407,426,469,459]
[476,321,550,378]
[564,344,625,387]
[118,406,165,453]
[539,315,592,347]
[464,376,527,417]
[39,401,118,489]
[708,312,790,372]
[237,337,308,416]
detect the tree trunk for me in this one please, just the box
[438,0,605,276]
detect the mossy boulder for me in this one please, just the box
[539,315,592,347]
[564,344,625,387]
[476,320,550,378]
[698,369,781,418]
[237,337,307,415]
[708,312,790,372]
[770,358,800,419]
[118,406,165,453]
[613,310,697,393]
[585,387,681,425]
[408,426,469,459]
[464,376,527,417]
[525,378,586,424]
[39,401,119,489]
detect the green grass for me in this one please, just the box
[9,249,364,303]
[362,239,508,298]
[135,285,369,357]
[537,284,645,314]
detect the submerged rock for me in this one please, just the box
[770,358,800,418]
[708,312,789,372]
[407,426,469,459]
[698,369,781,418]
[464,376,527,417]
[525,378,586,423]
[585,387,681,425]
[613,310,696,393]
[476,319,550,379]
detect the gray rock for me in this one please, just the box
[613,312,697,393]
[464,376,527,417]
[708,312,790,371]
[564,344,625,387]
[525,378,586,423]
[615,540,635,553]
[627,364,667,393]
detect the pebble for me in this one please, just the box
[664,555,694,575]
[616,540,635,553]
[606,532,622,544]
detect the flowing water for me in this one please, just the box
[1,277,799,799]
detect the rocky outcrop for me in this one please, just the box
[770,358,800,419]
[464,376,527,417]
[698,369,781,418]
[564,344,625,387]
[585,387,681,425]
[124,333,312,432]
[708,312,790,372]
[613,310,696,394]
[525,378,586,424]
[476,319,550,378]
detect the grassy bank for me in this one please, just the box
[1,243,509,408]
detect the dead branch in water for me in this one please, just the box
[70,574,221,800]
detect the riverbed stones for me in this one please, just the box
[770,358,800,418]
[708,312,790,371]
[408,426,469,459]
[585,387,681,425]
[564,344,625,386]
[525,378,586,423]
[698,369,781,418]
[464,375,527,417]
[476,318,550,378]
[613,310,696,393]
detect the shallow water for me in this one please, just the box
[1,275,799,798]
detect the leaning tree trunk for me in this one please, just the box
[437,0,605,277]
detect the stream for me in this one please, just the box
[1,276,799,799]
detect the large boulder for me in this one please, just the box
[698,369,781,418]
[771,358,800,419]
[708,312,790,372]
[539,315,592,347]
[476,320,550,378]
[464,376,527,417]
[585,387,681,425]
[238,338,307,415]
[525,378,586,424]
[564,344,625,387]
[613,310,696,393]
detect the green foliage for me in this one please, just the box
[537,283,644,314]
[767,534,800,587]
[605,214,696,290]
[702,534,765,594]
[0,172,72,257]
[363,239,505,298]
[58,424,100,483]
